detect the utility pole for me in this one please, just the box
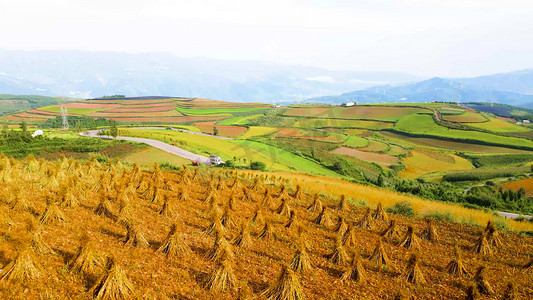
[60,107,69,129]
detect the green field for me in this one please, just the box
[394,114,533,150]
[284,105,430,122]
[466,117,531,133]
[343,136,369,148]
[293,118,394,130]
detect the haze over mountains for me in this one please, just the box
[1,50,532,107]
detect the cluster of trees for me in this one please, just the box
[0,121,32,143]
[41,116,111,130]
[391,178,533,214]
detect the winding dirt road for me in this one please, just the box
[80,130,213,165]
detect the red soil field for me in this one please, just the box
[27,109,61,116]
[88,110,183,118]
[61,103,121,109]
[106,105,176,113]
[195,122,248,138]
[104,116,224,123]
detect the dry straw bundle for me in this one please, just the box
[289,240,312,274]
[336,194,348,212]
[205,254,237,293]
[233,221,252,249]
[398,226,421,250]
[400,254,425,285]
[474,266,494,295]
[372,202,388,222]
[68,236,104,277]
[370,238,389,266]
[0,245,43,284]
[341,252,365,282]
[312,207,334,228]
[445,245,470,277]
[262,264,303,300]
[380,220,400,239]
[421,219,438,242]
[156,224,192,258]
[90,257,134,300]
[123,220,149,248]
[307,194,323,213]
[355,208,373,229]
[326,235,350,265]
[471,231,492,255]
[333,216,348,236]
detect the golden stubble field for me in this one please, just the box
[0,155,532,299]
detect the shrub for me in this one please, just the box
[423,211,455,222]
[223,160,235,168]
[249,161,266,171]
[160,162,180,171]
[91,153,109,163]
[386,201,415,217]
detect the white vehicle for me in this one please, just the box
[209,154,224,165]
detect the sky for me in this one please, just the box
[1,0,532,77]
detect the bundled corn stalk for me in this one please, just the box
[307,194,323,213]
[341,252,365,282]
[333,216,348,236]
[68,236,104,277]
[326,235,350,265]
[40,199,67,225]
[123,220,149,248]
[206,231,235,262]
[261,190,274,209]
[289,241,312,274]
[90,257,134,300]
[371,202,388,222]
[94,196,115,220]
[336,194,348,212]
[465,284,480,300]
[420,219,438,242]
[276,196,292,218]
[205,254,237,293]
[474,266,494,295]
[484,221,502,248]
[380,220,400,240]
[342,224,357,247]
[503,282,517,300]
[398,226,421,250]
[233,221,252,249]
[400,254,425,285]
[259,221,276,241]
[262,264,303,300]
[285,211,298,229]
[0,245,44,284]
[355,208,373,229]
[156,224,192,258]
[221,206,236,230]
[312,207,334,228]
[471,231,492,255]
[369,238,389,266]
[445,245,470,277]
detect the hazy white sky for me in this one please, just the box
[1,0,532,77]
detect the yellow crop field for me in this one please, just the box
[239,126,279,139]
[400,149,474,179]
[466,117,531,133]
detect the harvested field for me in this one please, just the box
[121,146,191,167]
[239,126,279,139]
[400,149,474,179]
[89,110,183,118]
[61,103,121,109]
[332,146,399,166]
[110,116,223,123]
[501,178,533,197]
[1,157,532,299]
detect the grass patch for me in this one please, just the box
[423,211,455,222]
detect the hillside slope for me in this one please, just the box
[0,157,532,299]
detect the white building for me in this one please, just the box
[342,101,355,107]
[209,154,224,165]
[32,130,43,137]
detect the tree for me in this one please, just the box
[20,120,28,133]
[213,126,219,136]
[377,174,385,187]
[109,119,118,139]
[249,161,266,171]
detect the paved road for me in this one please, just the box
[81,130,213,165]
[496,211,532,220]
[129,126,234,140]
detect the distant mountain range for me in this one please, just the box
[0,50,420,103]
[312,70,533,108]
